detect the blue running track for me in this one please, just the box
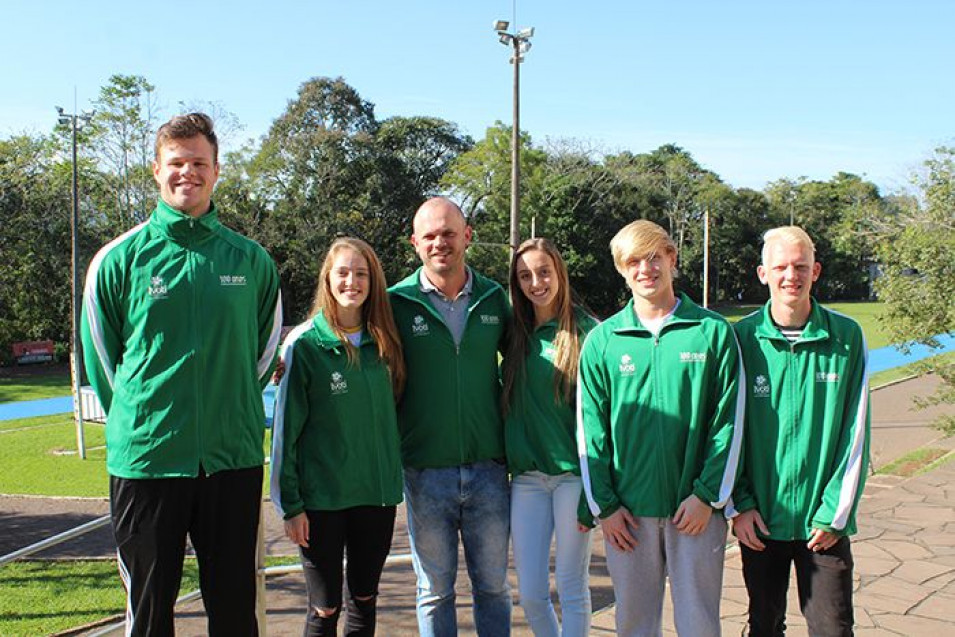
[2,335,953,422]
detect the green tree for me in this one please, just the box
[88,74,159,231]
[875,146,955,432]
[0,134,107,360]
[219,77,471,322]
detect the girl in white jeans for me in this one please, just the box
[502,238,599,637]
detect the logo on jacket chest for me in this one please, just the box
[480,314,500,325]
[411,315,431,337]
[618,354,636,375]
[148,276,168,299]
[679,351,707,363]
[330,371,349,395]
[219,274,247,286]
[753,374,771,398]
[816,371,840,383]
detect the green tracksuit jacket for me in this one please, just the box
[269,312,403,518]
[731,300,870,539]
[81,199,283,479]
[389,268,509,469]
[505,308,599,476]
[577,293,744,520]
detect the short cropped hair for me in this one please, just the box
[610,219,677,273]
[761,226,816,265]
[154,113,218,163]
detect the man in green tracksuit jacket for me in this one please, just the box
[81,113,282,637]
[577,219,744,637]
[731,226,869,637]
[388,197,512,635]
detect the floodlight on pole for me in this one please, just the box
[493,18,534,261]
[56,105,94,459]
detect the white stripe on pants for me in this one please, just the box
[604,514,727,637]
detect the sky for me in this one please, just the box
[2,0,953,193]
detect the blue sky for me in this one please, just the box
[3,0,952,193]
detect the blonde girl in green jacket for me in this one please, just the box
[270,237,405,636]
[502,238,598,637]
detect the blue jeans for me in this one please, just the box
[511,472,592,637]
[404,460,512,637]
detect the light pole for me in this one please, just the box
[493,19,534,261]
[56,106,94,459]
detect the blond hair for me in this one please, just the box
[309,237,405,398]
[610,219,677,273]
[761,226,816,265]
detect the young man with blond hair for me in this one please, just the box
[577,219,744,636]
[731,226,869,636]
[82,113,283,636]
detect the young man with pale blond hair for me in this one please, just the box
[730,226,869,636]
[577,219,744,636]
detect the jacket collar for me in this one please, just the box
[150,198,221,244]
[309,311,375,352]
[612,292,702,335]
[391,266,500,312]
[754,299,829,343]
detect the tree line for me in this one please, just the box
[1,74,951,385]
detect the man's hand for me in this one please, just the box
[672,494,713,536]
[732,509,769,551]
[807,528,839,552]
[599,507,639,552]
[284,512,309,548]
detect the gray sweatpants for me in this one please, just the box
[605,514,728,637]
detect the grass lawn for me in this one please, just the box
[0,559,200,637]
[0,415,108,497]
[0,371,72,403]
[0,555,300,637]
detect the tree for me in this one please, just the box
[441,123,546,284]
[875,146,955,433]
[219,77,471,322]
[0,134,107,361]
[88,74,159,231]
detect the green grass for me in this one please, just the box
[0,559,200,637]
[876,447,952,477]
[0,555,301,637]
[0,415,108,497]
[0,372,72,403]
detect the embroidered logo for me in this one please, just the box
[679,351,707,363]
[815,372,840,383]
[219,274,247,286]
[480,314,500,325]
[753,374,771,398]
[148,276,168,299]
[411,315,430,336]
[330,371,348,395]
[618,353,636,375]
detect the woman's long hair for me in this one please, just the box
[309,237,405,399]
[502,238,583,414]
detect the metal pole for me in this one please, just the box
[703,206,710,309]
[70,114,87,459]
[509,38,521,262]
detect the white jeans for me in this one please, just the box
[605,514,728,637]
[510,471,592,637]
